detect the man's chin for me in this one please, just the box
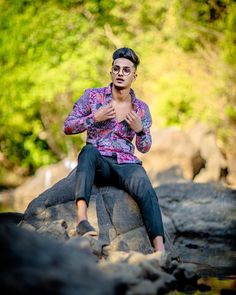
[113,82,127,90]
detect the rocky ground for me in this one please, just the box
[1,125,236,294]
[1,170,235,295]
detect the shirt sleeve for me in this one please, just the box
[135,103,152,153]
[64,89,95,135]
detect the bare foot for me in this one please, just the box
[146,250,166,261]
[153,235,165,252]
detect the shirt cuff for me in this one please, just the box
[136,129,145,136]
[84,114,95,128]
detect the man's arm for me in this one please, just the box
[135,104,152,153]
[64,89,95,135]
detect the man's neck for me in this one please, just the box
[112,84,131,102]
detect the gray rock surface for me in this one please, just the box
[173,236,236,277]
[189,124,227,183]
[226,155,236,188]
[0,212,23,224]
[157,182,236,237]
[0,224,201,295]
[3,170,236,295]
[0,224,115,295]
[136,128,204,181]
[19,168,236,257]
[20,168,153,254]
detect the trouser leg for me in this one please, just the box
[112,162,165,243]
[75,145,111,206]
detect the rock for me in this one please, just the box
[19,168,154,255]
[17,165,236,291]
[154,166,187,186]
[0,224,196,295]
[136,125,230,185]
[37,219,70,241]
[189,124,227,183]
[101,262,143,285]
[198,283,211,292]
[0,224,115,295]
[172,262,199,287]
[12,158,76,212]
[0,212,23,224]
[157,182,236,237]
[136,128,205,182]
[173,236,236,276]
[19,169,236,260]
[226,155,236,188]
[100,254,176,295]
[106,250,132,264]
[127,279,157,295]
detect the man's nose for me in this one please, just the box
[118,68,123,75]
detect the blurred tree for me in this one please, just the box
[0,0,235,177]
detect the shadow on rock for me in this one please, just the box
[0,224,115,295]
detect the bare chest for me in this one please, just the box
[112,101,133,123]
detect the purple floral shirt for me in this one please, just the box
[64,84,152,164]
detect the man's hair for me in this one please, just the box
[112,47,140,69]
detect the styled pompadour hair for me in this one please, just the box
[112,47,140,69]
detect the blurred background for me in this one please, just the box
[0,0,236,210]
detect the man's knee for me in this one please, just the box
[125,174,152,194]
[79,145,99,158]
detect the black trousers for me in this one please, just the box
[75,144,165,243]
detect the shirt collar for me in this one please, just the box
[105,83,138,104]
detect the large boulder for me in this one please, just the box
[136,128,204,183]
[189,124,227,183]
[136,126,228,185]
[19,168,154,255]
[157,182,236,237]
[226,154,236,188]
[20,168,236,256]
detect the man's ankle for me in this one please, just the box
[77,218,87,226]
[76,220,97,237]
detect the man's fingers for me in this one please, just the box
[126,112,135,121]
[105,106,115,113]
[105,104,114,110]
[107,114,116,118]
[131,111,139,118]
[106,110,116,116]
[126,114,132,122]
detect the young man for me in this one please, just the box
[64,48,165,253]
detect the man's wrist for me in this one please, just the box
[135,129,145,136]
[85,114,95,127]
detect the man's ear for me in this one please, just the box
[133,73,138,81]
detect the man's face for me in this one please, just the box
[110,58,137,89]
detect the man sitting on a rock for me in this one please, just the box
[64,47,165,254]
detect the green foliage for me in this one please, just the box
[154,73,197,126]
[0,0,235,175]
[221,2,236,65]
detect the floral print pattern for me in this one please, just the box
[64,84,152,164]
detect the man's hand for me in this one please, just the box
[125,111,143,133]
[94,104,116,123]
